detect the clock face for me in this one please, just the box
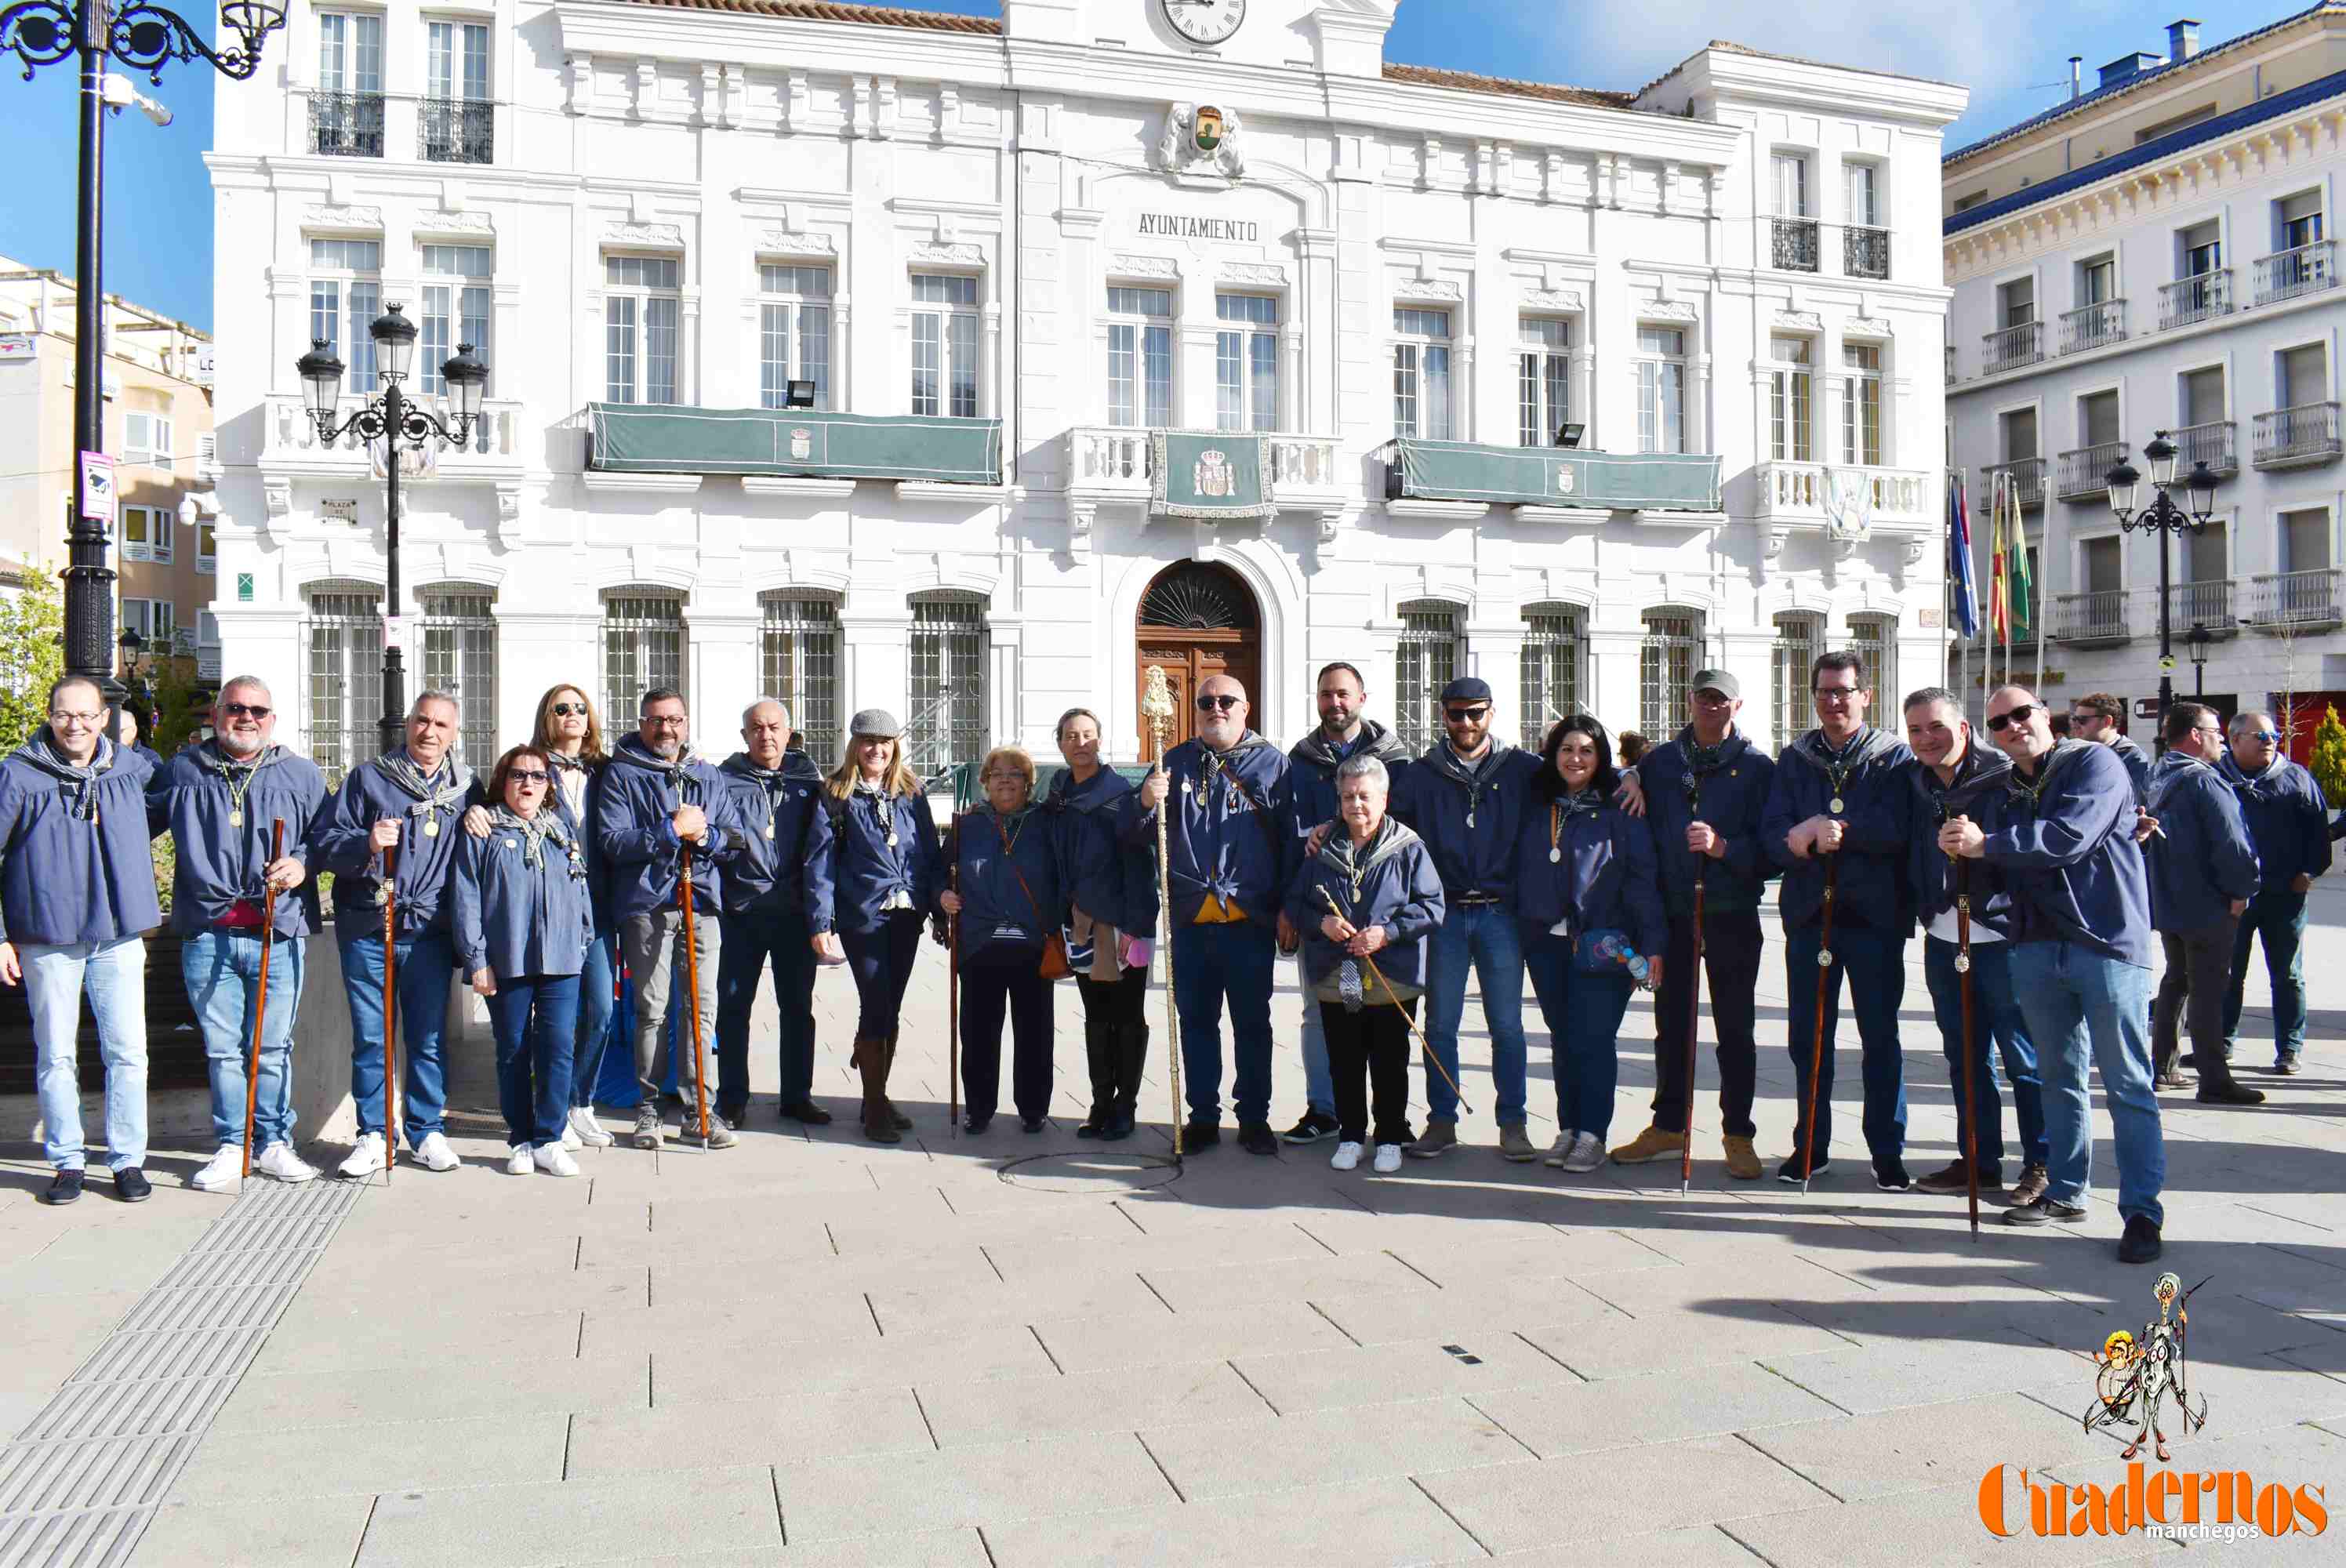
[1163,0,1246,47]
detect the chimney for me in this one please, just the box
[2167,18,2200,63]
[2068,55,2083,99]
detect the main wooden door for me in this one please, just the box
[1135,561,1262,763]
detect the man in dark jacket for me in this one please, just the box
[1762,650,1915,1189]
[1280,662,1413,1145]
[2145,702,2263,1104]
[1941,685,2165,1265]
[2070,692,2151,804]
[1903,686,2047,1206]
[149,678,329,1192]
[2219,710,2330,1074]
[715,699,828,1127]
[1132,673,1292,1155]
[597,687,740,1150]
[1389,677,1544,1162]
[310,689,473,1178]
[1607,670,1774,1180]
[0,676,161,1205]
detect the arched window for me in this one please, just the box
[419,583,498,768]
[1640,607,1705,738]
[301,579,382,784]
[602,586,686,723]
[1520,602,1585,750]
[906,590,989,777]
[1772,611,1824,752]
[1395,600,1464,751]
[760,590,842,750]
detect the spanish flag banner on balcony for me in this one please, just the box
[1151,430,1275,521]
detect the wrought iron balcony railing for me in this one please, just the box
[2170,419,2236,477]
[2159,269,2232,329]
[2057,299,2126,354]
[309,89,384,158]
[1982,456,2044,508]
[2054,440,2128,500]
[2253,402,2343,469]
[1770,218,1820,273]
[1981,321,2042,376]
[419,96,493,165]
[2252,239,2336,307]
[1843,225,1889,280]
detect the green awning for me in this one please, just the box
[1153,431,1275,520]
[588,404,1001,484]
[1387,440,1723,511]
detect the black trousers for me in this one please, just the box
[1649,908,1763,1138]
[2153,916,2238,1083]
[843,912,924,1041]
[960,946,1055,1122]
[1320,996,1416,1146]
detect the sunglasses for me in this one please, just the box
[1812,688,1860,703]
[1985,703,2040,734]
[221,702,271,720]
[507,769,550,784]
[550,702,588,717]
[2247,730,2280,744]
[1444,706,1491,723]
[1195,694,1241,712]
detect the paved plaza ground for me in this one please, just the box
[3,890,2344,1566]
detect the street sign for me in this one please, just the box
[2159,655,2176,671]
[0,333,34,362]
[236,573,254,602]
[321,498,360,521]
[78,451,115,525]
[2135,699,2160,718]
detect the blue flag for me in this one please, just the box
[1948,473,1980,640]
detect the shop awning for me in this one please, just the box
[1386,440,1723,511]
[587,404,1002,485]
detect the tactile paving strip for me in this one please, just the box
[0,1178,361,1566]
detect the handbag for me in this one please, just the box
[1573,927,1640,977]
[999,818,1073,981]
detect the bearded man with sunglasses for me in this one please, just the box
[1939,685,2166,1265]
[1133,675,1294,1155]
[2217,711,2330,1076]
[147,679,328,1192]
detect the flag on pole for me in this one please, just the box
[2008,509,2034,644]
[1948,473,1980,641]
[1989,477,2011,646]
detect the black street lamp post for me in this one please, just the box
[2187,621,2210,699]
[295,308,488,756]
[2106,430,2220,728]
[2,0,285,713]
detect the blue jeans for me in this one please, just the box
[572,923,619,1109]
[717,906,817,1116]
[183,931,306,1152]
[1297,956,1335,1117]
[1424,902,1530,1126]
[1170,920,1276,1127]
[1922,935,2046,1173]
[337,927,455,1148]
[1783,925,1908,1169]
[2224,887,2308,1062]
[2007,941,2165,1227]
[487,975,579,1148]
[1523,931,1636,1143]
[23,937,147,1172]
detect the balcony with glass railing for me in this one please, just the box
[2159,269,2232,329]
[1981,456,2045,508]
[2057,299,2126,354]
[1843,225,1890,280]
[2170,419,2237,476]
[2247,568,2344,630]
[419,97,493,165]
[2055,440,2128,500]
[309,91,384,158]
[2051,589,2134,646]
[1982,321,2043,376]
[2253,402,2343,470]
[2252,239,2336,307]
[1770,218,1820,273]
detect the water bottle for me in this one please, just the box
[1590,932,1651,982]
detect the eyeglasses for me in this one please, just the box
[221,702,271,720]
[645,714,689,728]
[2068,713,2103,726]
[1985,704,2040,734]
[2247,730,2280,744]
[49,710,103,727]
[507,769,550,784]
[1444,706,1491,723]
[1195,694,1241,712]
[550,702,588,717]
[1812,688,1860,704]
[2193,726,2224,739]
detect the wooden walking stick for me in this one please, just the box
[1951,815,1983,1239]
[681,843,711,1145]
[1798,845,1838,1195]
[242,817,287,1183]
[1140,666,1183,1162]
[380,844,399,1181]
[946,829,961,1134]
[1316,885,1472,1115]
[1680,775,1706,1198]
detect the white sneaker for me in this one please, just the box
[256,1143,318,1184]
[1329,1140,1364,1171]
[1561,1131,1607,1174]
[1542,1130,1579,1169]
[568,1107,613,1148]
[505,1144,534,1175]
[414,1132,460,1173]
[190,1146,242,1192]
[560,1123,582,1151]
[1372,1142,1404,1174]
[533,1144,581,1178]
[336,1133,385,1178]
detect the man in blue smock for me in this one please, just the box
[2218,710,2330,1075]
[1133,673,1292,1156]
[2144,702,2262,1105]
[1941,685,2166,1265]
[715,699,828,1125]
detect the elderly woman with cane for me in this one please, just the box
[1516,716,1666,1175]
[1286,754,1445,1174]
[939,746,1072,1134]
[807,710,942,1144]
[454,745,596,1176]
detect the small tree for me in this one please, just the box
[2310,705,2346,811]
[147,650,210,754]
[0,568,66,753]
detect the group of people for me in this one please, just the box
[2,652,2320,1266]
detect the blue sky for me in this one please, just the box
[0,1,2296,332]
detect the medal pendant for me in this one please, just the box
[1818,948,1834,967]
[1828,797,1845,815]
[1549,848,1561,864]
[764,824,775,840]
[1954,953,1971,975]
[229,811,243,829]
[423,819,439,837]
[1467,812,1476,829]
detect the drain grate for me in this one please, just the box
[0,1178,361,1566]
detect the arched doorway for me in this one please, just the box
[1135,560,1262,761]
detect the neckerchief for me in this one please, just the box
[376,749,470,831]
[2006,739,2090,812]
[1422,736,1513,827]
[1791,724,1897,811]
[854,777,902,849]
[735,757,793,839]
[1313,815,1421,907]
[488,804,575,873]
[20,730,114,821]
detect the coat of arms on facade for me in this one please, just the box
[1824,466,1872,541]
[789,428,814,460]
[1194,448,1235,498]
[1159,103,1245,179]
[1554,464,1577,495]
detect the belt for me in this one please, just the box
[1454,894,1502,906]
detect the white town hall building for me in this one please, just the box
[205,0,1967,776]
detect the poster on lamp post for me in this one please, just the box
[78,451,116,527]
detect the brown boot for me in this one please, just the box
[881,1031,913,1131]
[853,1036,899,1144]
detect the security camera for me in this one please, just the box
[100,73,174,128]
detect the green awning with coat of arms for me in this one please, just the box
[1153,430,1275,520]
[587,404,1002,484]
[1387,440,1723,511]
